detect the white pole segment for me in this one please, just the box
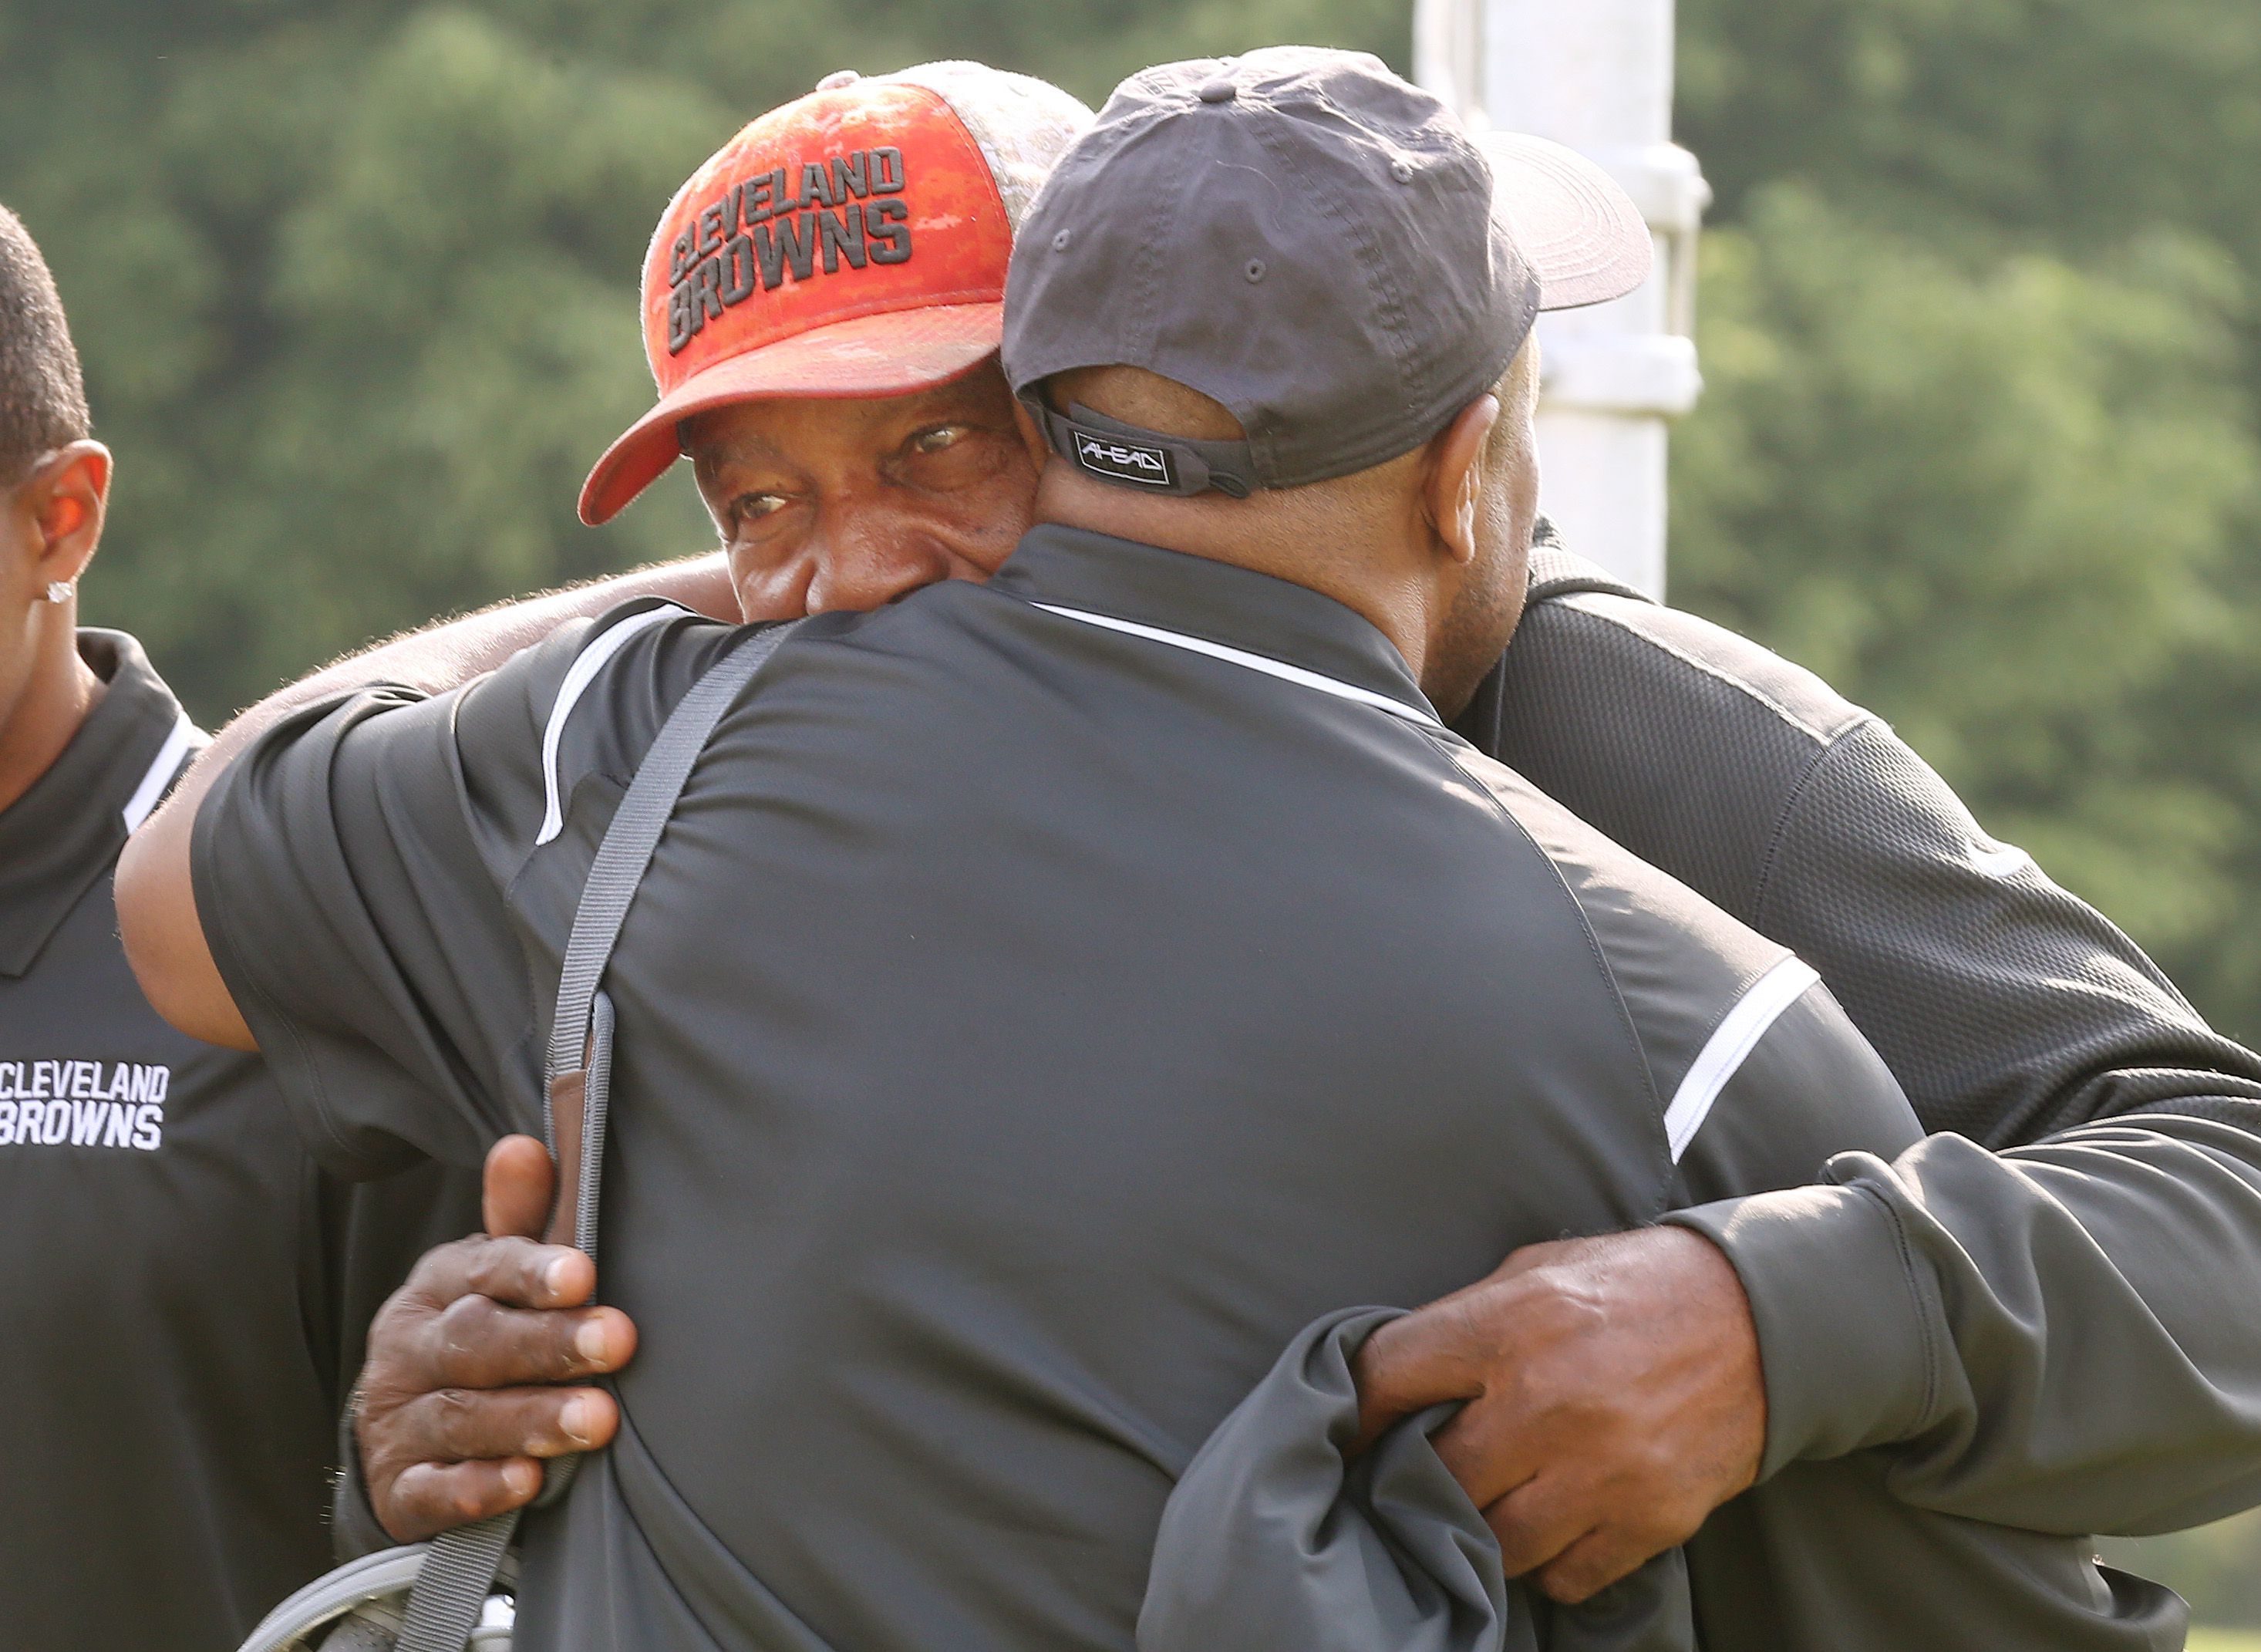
[1414,0,1708,597]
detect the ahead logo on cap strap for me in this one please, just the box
[1033,401,1258,499]
[1072,430,1177,489]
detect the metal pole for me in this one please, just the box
[1414,0,1708,597]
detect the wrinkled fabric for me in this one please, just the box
[200,531,1909,1650]
[1143,1306,1695,1652]
[1474,547,2261,1532]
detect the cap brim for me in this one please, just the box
[579,302,1006,524]
[1478,133,1653,312]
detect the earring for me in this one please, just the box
[45,581,71,604]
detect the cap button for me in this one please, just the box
[1390,157,1417,184]
[815,69,861,91]
[1197,78,1238,104]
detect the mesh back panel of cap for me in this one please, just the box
[880,61,1093,232]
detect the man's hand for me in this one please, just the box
[1352,1226,1764,1606]
[356,1135,640,1542]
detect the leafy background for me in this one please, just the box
[3,0,2259,1623]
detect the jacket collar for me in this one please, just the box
[0,631,199,979]
[1522,517,1652,607]
[989,525,1436,723]
[1451,519,1652,755]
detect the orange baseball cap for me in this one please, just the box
[580,62,1091,524]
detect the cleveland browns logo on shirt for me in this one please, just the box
[667,147,913,353]
[0,1059,170,1151]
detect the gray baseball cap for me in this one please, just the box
[1002,46,1651,497]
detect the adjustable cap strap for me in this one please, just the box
[1033,400,1260,499]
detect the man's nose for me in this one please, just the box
[801,513,956,615]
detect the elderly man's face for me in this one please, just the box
[685,361,1046,622]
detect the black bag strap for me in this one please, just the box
[391,619,801,1652]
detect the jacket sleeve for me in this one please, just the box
[1666,719,2261,1535]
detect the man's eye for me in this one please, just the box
[732,493,788,525]
[910,425,967,456]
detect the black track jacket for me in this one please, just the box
[1456,536,2261,1610]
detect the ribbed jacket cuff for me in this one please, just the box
[1663,1179,1939,1480]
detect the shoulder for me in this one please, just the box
[1444,741,1785,981]
[1481,571,1882,922]
[1444,737,1916,1174]
[1511,585,1871,760]
[1438,739,1811,1127]
[200,598,748,902]
[453,598,746,855]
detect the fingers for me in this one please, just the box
[381,1455,545,1544]
[1483,1474,1594,1581]
[383,1383,620,1465]
[484,1134,556,1239]
[1353,1226,1757,1610]
[413,1296,637,1391]
[1350,1239,1595,1453]
[460,1236,595,1313]
[1494,1478,1678,1606]
[1531,1525,1658,1608]
[1425,1381,1546,1511]
[1474,1432,1711,1603]
[355,1247,636,1545]
[403,1232,595,1316]
[355,1145,642,1546]
[1350,1291,1496,1453]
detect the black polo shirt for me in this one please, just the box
[194,529,1921,1650]
[0,631,478,1652]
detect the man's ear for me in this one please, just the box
[21,440,113,588]
[1421,397,1499,566]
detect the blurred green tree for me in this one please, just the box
[1669,0,2261,1043]
[1680,0,2261,266]
[0,0,1405,713]
[1673,187,2257,993]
